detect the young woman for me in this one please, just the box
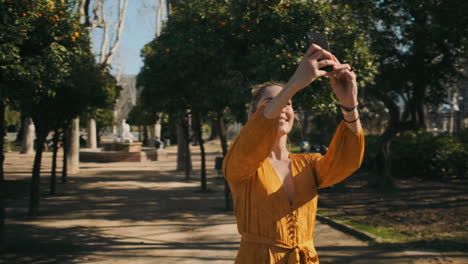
[222,44,365,264]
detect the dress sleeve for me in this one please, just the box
[222,105,279,184]
[308,121,365,189]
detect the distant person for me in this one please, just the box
[223,44,364,263]
[79,135,87,147]
[154,136,164,149]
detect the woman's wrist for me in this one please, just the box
[341,107,359,122]
[338,100,358,110]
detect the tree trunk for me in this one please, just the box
[373,149,393,189]
[193,112,207,191]
[138,125,142,142]
[66,118,80,175]
[148,125,155,148]
[216,111,228,156]
[416,101,427,130]
[176,111,192,179]
[15,114,24,143]
[371,91,401,190]
[62,124,69,183]
[0,180,4,249]
[184,117,191,180]
[375,128,396,190]
[209,119,218,140]
[96,127,102,147]
[0,100,4,247]
[21,117,35,154]
[0,100,5,182]
[28,124,48,217]
[86,118,97,148]
[176,121,184,170]
[216,110,232,210]
[50,128,60,195]
[143,125,148,146]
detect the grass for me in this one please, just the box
[317,209,409,241]
[317,208,467,251]
[4,141,22,152]
[341,220,409,240]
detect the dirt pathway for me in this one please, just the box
[1,143,466,263]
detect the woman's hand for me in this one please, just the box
[286,44,338,92]
[328,55,358,108]
[328,55,362,133]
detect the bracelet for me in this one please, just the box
[343,116,360,123]
[339,104,359,112]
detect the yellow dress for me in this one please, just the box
[222,105,365,264]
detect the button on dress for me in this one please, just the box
[223,105,365,264]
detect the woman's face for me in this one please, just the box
[255,85,295,135]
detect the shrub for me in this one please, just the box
[391,131,467,179]
[363,131,467,179]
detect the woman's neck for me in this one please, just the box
[269,134,289,160]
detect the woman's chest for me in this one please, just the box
[249,159,318,212]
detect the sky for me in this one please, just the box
[90,0,166,77]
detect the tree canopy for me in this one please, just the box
[138,0,377,122]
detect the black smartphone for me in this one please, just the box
[306,32,333,72]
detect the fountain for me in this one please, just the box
[80,75,167,163]
[80,119,164,163]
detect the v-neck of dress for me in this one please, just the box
[266,153,297,208]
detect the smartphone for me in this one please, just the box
[306,32,333,72]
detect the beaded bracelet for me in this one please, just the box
[343,116,360,123]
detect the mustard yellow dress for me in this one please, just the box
[222,105,365,264]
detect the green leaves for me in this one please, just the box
[139,0,377,121]
[1,0,116,129]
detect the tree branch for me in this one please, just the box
[102,0,128,67]
[99,4,109,64]
[79,0,92,26]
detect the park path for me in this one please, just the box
[2,142,465,264]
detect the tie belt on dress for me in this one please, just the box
[241,233,318,264]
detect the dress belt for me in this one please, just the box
[241,233,318,264]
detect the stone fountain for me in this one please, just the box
[80,120,164,163]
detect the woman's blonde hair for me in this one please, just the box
[248,81,286,116]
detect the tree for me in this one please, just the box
[127,102,159,146]
[0,0,36,181]
[139,0,377,193]
[5,0,113,215]
[341,0,468,188]
[0,0,39,243]
[79,0,128,149]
